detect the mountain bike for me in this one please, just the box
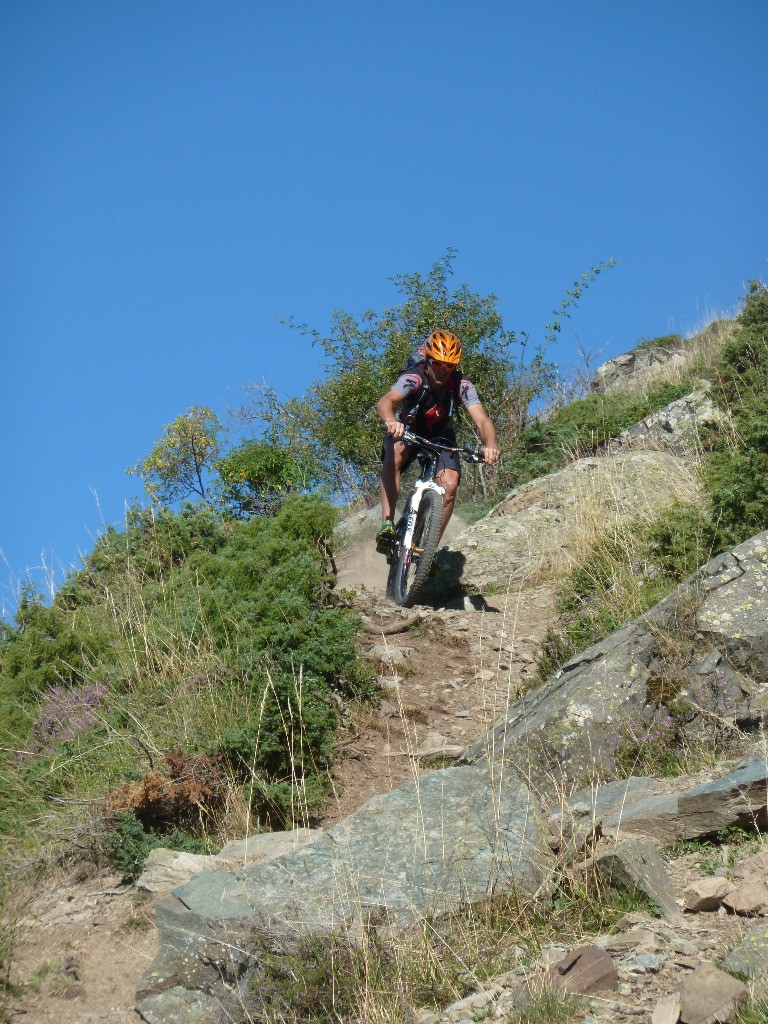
[385,429,485,607]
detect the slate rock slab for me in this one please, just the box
[596,838,682,923]
[696,534,768,681]
[136,764,553,1023]
[679,962,748,1023]
[609,386,725,458]
[137,987,222,1024]
[721,921,768,978]
[136,829,321,896]
[549,756,768,846]
[546,945,619,994]
[465,531,768,785]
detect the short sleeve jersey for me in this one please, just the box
[391,369,480,435]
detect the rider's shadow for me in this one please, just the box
[418,548,488,610]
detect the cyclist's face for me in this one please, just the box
[426,357,455,383]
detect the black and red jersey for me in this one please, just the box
[391,366,480,436]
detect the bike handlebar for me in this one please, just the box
[400,428,486,464]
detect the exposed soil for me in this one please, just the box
[320,580,558,826]
[7,863,156,1023]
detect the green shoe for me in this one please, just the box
[375,520,397,554]
[428,561,442,580]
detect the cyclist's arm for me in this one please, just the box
[466,403,500,464]
[376,389,406,440]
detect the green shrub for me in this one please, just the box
[0,494,374,851]
[214,439,317,519]
[706,327,768,548]
[737,279,768,331]
[645,501,713,578]
[107,811,208,879]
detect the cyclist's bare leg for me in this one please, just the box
[435,467,459,541]
[380,438,411,521]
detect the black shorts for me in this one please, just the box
[381,433,461,476]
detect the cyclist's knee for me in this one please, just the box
[437,470,460,500]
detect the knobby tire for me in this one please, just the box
[389,488,443,607]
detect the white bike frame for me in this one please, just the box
[400,479,445,556]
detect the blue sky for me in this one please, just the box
[2,1,767,616]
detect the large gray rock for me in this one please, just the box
[592,339,691,396]
[464,532,768,785]
[609,386,725,458]
[722,920,768,978]
[136,828,321,895]
[438,451,700,595]
[595,838,682,923]
[591,320,737,396]
[696,535,768,680]
[551,757,768,845]
[136,764,553,1023]
[679,963,748,1023]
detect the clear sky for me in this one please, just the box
[2,1,767,617]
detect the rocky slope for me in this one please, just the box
[9,324,768,1024]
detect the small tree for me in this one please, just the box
[129,406,223,507]
[738,279,768,331]
[240,250,615,502]
[215,439,316,518]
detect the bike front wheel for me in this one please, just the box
[390,488,443,607]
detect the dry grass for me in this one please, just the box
[545,449,702,586]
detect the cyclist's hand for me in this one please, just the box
[482,445,500,465]
[385,418,405,440]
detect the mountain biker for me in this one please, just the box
[375,330,500,554]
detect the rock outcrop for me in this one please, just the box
[464,531,768,783]
[592,338,691,396]
[136,765,553,1022]
[436,450,700,595]
[591,320,737,396]
[133,324,766,1024]
[134,529,768,1023]
[608,385,725,458]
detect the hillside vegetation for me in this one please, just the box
[1,273,767,874]
[539,281,768,679]
[1,269,767,1021]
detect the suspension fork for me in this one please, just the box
[401,479,445,553]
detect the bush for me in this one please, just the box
[214,439,317,518]
[107,811,208,879]
[645,502,713,579]
[738,279,768,331]
[0,494,374,850]
[706,327,768,548]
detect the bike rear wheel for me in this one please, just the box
[389,488,443,607]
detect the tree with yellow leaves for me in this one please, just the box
[129,405,223,507]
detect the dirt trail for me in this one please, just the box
[7,530,560,1023]
[319,579,558,826]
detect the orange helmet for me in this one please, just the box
[424,329,462,366]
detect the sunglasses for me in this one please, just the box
[427,357,456,372]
